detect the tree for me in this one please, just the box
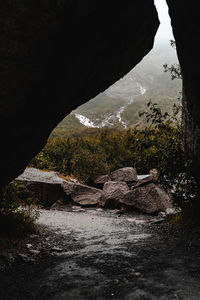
[163,40,182,80]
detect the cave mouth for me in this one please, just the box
[3,0,200,265]
[51,0,181,139]
[2,5,200,296]
[49,0,181,138]
[1,0,161,190]
[1,0,190,193]
[23,0,182,196]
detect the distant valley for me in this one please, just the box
[52,44,181,137]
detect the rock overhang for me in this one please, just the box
[0,0,160,189]
[2,1,200,191]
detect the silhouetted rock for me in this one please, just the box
[0,1,159,191]
[121,183,173,214]
[101,181,130,208]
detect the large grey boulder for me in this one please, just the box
[16,168,67,207]
[121,183,173,214]
[110,167,137,183]
[101,181,130,208]
[62,181,104,207]
[16,167,66,184]
[93,167,137,188]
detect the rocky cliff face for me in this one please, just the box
[166,0,200,185]
[0,0,159,189]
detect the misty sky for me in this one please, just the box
[154,0,174,46]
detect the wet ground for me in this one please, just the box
[1,207,200,300]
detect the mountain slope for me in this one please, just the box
[52,44,181,136]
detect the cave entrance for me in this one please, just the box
[27,0,182,191]
[50,0,181,137]
[1,0,187,258]
[2,0,182,214]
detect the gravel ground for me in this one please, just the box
[1,207,200,300]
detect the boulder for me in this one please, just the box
[62,181,104,207]
[101,181,130,208]
[93,167,137,188]
[16,167,66,184]
[51,199,64,209]
[61,181,75,195]
[131,175,153,189]
[120,183,173,215]
[110,167,137,183]
[15,181,66,207]
[93,174,111,188]
[16,168,67,207]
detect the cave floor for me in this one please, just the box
[1,207,200,300]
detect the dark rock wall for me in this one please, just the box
[0,0,159,189]
[166,0,200,184]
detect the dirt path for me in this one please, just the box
[1,207,200,300]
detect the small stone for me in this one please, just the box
[28,234,39,239]
[72,207,85,212]
[135,272,142,276]
[51,247,63,252]
[149,218,165,225]
[113,279,119,284]
[29,249,40,256]
[51,199,64,209]
[165,207,181,215]
[17,253,35,263]
[158,212,166,218]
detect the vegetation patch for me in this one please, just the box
[29,99,200,220]
[0,182,39,238]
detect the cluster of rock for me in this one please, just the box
[16,167,173,215]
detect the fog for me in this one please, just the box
[154,0,174,47]
[54,0,181,134]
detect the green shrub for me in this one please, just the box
[70,147,110,184]
[0,182,38,237]
[29,100,200,215]
[29,119,185,190]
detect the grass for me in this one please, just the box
[0,211,38,238]
[0,182,39,238]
